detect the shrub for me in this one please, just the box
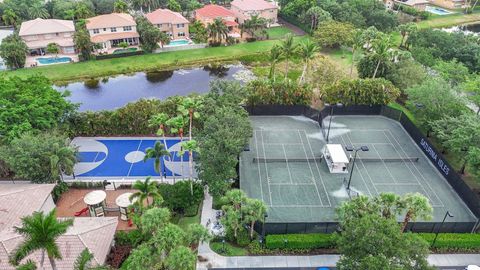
[418,233,480,250]
[236,229,251,247]
[158,181,204,214]
[52,181,69,203]
[266,233,335,249]
[246,79,313,106]
[115,230,144,248]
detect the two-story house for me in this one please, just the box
[230,0,278,25]
[195,4,239,36]
[19,18,76,56]
[146,8,190,41]
[86,13,139,52]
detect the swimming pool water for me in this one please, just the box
[425,5,453,15]
[168,39,190,46]
[37,57,72,65]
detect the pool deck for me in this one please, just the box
[26,54,79,68]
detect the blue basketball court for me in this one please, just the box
[70,137,195,179]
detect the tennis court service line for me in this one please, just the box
[384,129,445,208]
[297,130,325,207]
[281,144,294,185]
[259,130,274,205]
[302,130,332,207]
[253,130,266,204]
[371,144,397,184]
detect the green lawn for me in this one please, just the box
[266,26,295,40]
[210,241,248,256]
[417,11,480,29]
[4,37,307,83]
[176,203,202,231]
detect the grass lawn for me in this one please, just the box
[4,37,307,83]
[266,26,295,39]
[176,203,202,231]
[210,241,248,256]
[417,11,480,29]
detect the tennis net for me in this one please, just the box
[252,157,419,163]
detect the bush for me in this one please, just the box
[418,233,480,250]
[266,233,335,249]
[158,181,204,214]
[52,181,69,203]
[236,229,251,247]
[246,79,313,106]
[69,181,104,189]
[115,230,144,248]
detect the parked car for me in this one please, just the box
[466,265,480,270]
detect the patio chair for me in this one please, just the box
[74,207,89,217]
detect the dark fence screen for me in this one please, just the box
[246,105,480,234]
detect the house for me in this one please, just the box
[0,184,118,269]
[86,13,139,52]
[19,18,76,55]
[230,0,278,25]
[146,8,190,40]
[429,0,465,9]
[386,0,429,10]
[195,4,239,36]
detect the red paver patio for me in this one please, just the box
[56,188,137,231]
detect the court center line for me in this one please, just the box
[297,130,325,207]
[371,144,397,184]
[126,139,143,177]
[281,144,294,185]
[303,130,332,207]
[253,130,265,203]
[341,134,375,197]
[260,129,274,205]
[385,129,444,207]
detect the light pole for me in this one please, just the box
[345,145,369,192]
[431,211,453,248]
[261,213,268,247]
[325,103,343,143]
[222,238,226,253]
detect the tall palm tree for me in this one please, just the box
[114,0,129,13]
[349,29,364,77]
[149,113,173,180]
[400,193,433,232]
[50,142,77,182]
[268,45,282,82]
[166,115,187,179]
[207,18,229,44]
[243,198,267,239]
[144,141,171,181]
[2,9,18,26]
[178,97,202,142]
[181,139,199,195]
[241,15,268,40]
[297,39,318,84]
[280,33,297,79]
[9,210,73,270]
[130,176,163,207]
[371,34,393,79]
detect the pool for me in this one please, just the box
[113,48,138,54]
[167,39,191,46]
[36,57,72,65]
[426,5,454,15]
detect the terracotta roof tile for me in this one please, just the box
[146,8,189,24]
[231,0,277,11]
[19,19,75,36]
[86,13,136,30]
[196,4,235,18]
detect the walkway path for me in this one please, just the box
[197,190,480,269]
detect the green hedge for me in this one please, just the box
[266,233,335,249]
[418,233,480,250]
[266,233,480,250]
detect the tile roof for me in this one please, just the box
[231,0,277,11]
[0,217,118,270]
[146,8,189,24]
[25,38,75,49]
[196,4,236,18]
[0,184,55,232]
[19,18,75,36]
[90,32,139,43]
[86,13,136,30]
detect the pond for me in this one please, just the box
[443,23,480,35]
[56,64,254,112]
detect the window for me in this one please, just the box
[103,28,107,31]
[93,29,99,34]
[176,24,185,28]
[123,26,132,31]
[178,32,185,37]
[111,27,117,32]
[157,24,162,27]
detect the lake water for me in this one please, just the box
[56,64,254,112]
[443,23,480,35]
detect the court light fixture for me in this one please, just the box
[432,211,453,248]
[345,145,369,193]
[325,103,344,143]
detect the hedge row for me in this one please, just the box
[266,233,480,250]
[266,233,335,249]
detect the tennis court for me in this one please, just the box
[70,137,195,180]
[240,115,477,226]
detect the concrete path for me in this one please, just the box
[196,190,480,269]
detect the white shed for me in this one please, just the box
[323,144,349,174]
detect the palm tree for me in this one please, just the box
[297,39,318,84]
[268,45,282,82]
[9,210,73,270]
[178,97,202,142]
[64,9,76,21]
[305,6,331,31]
[243,198,267,239]
[28,2,49,20]
[400,193,433,232]
[75,4,93,20]
[181,139,199,195]
[280,33,297,79]
[73,248,109,270]
[149,113,173,180]
[144,141,171,181]
[370,34,393,79]
[130,176,163,207]
[207,18,229,44]
[166,115,187,179]
[15,260,37,270]
[2,9,18,26]
[114,0,129,13]
[373,192,402,219]
[241,15,268,40]
[50,142,77,182]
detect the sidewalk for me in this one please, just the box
[197,190,480,269]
